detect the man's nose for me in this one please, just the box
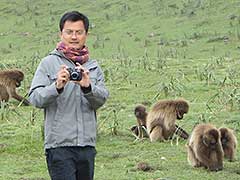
[71,33,77,38]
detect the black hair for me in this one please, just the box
[59,11,89,33]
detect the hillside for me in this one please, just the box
[1,0,240,60]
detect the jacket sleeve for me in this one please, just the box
[28,59,59,108]
[83,65,109,110]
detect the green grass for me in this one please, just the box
[1,0,240,179]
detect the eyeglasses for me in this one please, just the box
[62,29,86,36]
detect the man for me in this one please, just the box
[29,11,109,180]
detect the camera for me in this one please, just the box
[67,67,82,81]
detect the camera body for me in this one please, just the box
[67,67,82,81]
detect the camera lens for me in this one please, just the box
[71,72,79,80]
[67,67,82,81]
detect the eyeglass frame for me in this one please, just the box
[62,29,86,36]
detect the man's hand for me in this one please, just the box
[74,62,90,88]
[56,65,70,89]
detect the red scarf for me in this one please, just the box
[56,42,89,64]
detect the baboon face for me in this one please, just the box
[221,137,228,147]
[176,101,189,120]
[219,127,237,161]
[135,105,147,119]
[176,110,184,120]
[220,128,231,147]
[203,129,219,150]
[12,70,24,87]
[16,80,22,87]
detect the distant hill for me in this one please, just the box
[0,0,240,60]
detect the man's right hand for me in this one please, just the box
[55,65,70,89]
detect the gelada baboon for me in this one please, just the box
[0,69,29,105]
[135,104,147,126]
[219,127,237,162]
[146,99,189,142]
[187,123,224,171]
[131,105,149,138]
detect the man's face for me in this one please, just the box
[60,20,88,49]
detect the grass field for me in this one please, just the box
[1,0,240,179]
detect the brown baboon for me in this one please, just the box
[0,69,29,105]
[219,127,237,162]
[146,99,189,142]
[187,123,224,171]
[135,104,147,126]
[131,105,148,138]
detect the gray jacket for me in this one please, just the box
[29,49,109,150]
